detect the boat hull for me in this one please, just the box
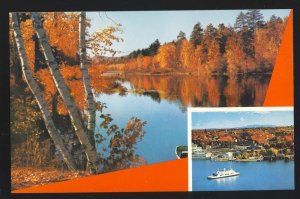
[175,146,188,159]
[207,173,240,179]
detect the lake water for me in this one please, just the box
[94,75,271,164]
[192,160,294,191]
[95,92,187,164]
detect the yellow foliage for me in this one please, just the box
[155,43,177,69]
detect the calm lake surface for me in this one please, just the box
[192,160,294,191]
[95,75,271,164]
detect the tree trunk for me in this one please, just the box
[31,12,99,173]
[79,12,96,146]
[11,12,77,172]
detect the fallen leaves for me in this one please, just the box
[11,166,89,191]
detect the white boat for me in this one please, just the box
[207,168,240,179]
[192,146,207,159]
[175,146,188,159]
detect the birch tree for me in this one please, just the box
[79,12,96,146]
[10,12,77,171]
[31,12,99,173]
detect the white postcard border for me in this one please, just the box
[187,106,294,191]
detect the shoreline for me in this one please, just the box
[192,158,294,162]
[102,71,273,77]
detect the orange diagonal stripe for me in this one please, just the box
[12,158,188,193]
[264,10,293,106]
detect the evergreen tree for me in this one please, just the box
[148,39,160,56]
[190,22,203,47]
[216,23,231,54]
[128,39,160,58]
[203,24,217,47]
[234,11,247,31]
[245,10,265,32]
[177,31,186,41]
[241,10,265,57]
[241,30,254,57]
[268,15,283,31]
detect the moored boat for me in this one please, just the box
[192,146,206,159]
[175,145,188,159]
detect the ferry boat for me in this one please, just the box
[207,168,240,179]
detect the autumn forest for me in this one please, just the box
[100,10,286,75]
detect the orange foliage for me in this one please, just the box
[225,36,245,75]
[35,64,116,115]
[284,135,293,142]
[36,66,84,115]
[178,39,194,70]
[155,43,177,69]
[43,13,79,58]
[205,40,222,73]
[20,19,35,71]
[87,14,286,76]
[192,45,206,74]
[20,13,80,72]
[141,56,152,70]
[255,18,286,70]
[219,135,233,142]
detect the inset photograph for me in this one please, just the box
[188,107,294,191]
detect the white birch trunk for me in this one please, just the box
[79,12,96,146]
[31,12,99,173]
[11,13,77,171]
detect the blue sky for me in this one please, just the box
[192,110,294,130]
[87,9,290,56]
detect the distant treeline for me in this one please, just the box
[102,10,287,75]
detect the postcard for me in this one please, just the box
[7,8,294,193]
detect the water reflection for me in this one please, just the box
[214,176,239,185]
[113,75,272,109]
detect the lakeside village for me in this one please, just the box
[176,126,294,162]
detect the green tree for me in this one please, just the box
[234,11,247,32]
[216,23,231,54]
[177,30,186,42]
[190,22,203,47]
[203,24,217,47]
[148,39,160,56]
[245,9,265,32]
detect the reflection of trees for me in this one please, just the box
[79,74,270,110]
[254,76,270,106]
[206,78,220,107]
[142,91,161,103]
[120,75,270,109]
[224,77,242,106]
